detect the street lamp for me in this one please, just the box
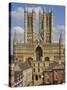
[41,73,44,85]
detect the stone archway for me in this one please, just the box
[27,57,33,64]
[36,46,43,61]
[44,57,50,67]
[45,57,49,61]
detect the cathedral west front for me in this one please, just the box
[10,8,65,87]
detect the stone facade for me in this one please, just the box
[11,8,65,87]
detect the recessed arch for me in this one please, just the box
[36,46,43,61]
[27,57,33,64]
[45,57,50,61]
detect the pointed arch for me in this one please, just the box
[36,46,43,61]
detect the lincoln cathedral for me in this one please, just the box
[9,8,65,87]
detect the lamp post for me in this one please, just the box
[41,72,44,85]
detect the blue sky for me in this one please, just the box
[9,3,65,54]
[10,3,65,27]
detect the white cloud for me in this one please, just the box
[11,6,43,18]
[12,26,24,34]
[11,7,24,18]
[11,26,24,55]
[27,7,45,17]
[52,25,65,43]
[17,7,24,12]
[27,7,42,15]
[11,26,24,50]
[34,7,43,14]
[57,25,65,33]
[52,25,65,35]
[57,25,65,29]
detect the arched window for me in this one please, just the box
[36,46,43,61]
[36,75,38,80]
[27,57,33,65]
[45,57,49,61]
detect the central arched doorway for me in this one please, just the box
[36,46,43,61]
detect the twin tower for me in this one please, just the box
[24,8,53,44]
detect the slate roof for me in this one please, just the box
[44,64,64,72]
[19,61,32,71]
[14,64,21,72]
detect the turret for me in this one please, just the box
[13,30,18,45]
[59,32,64,45]
[59,32,64,63]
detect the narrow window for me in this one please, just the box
[36,75,38,80]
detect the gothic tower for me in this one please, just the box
[39,9,52,43]
[13,30,17,45]
[59,32,64,61]
[24,8,36,44]
[13,30,18,63]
